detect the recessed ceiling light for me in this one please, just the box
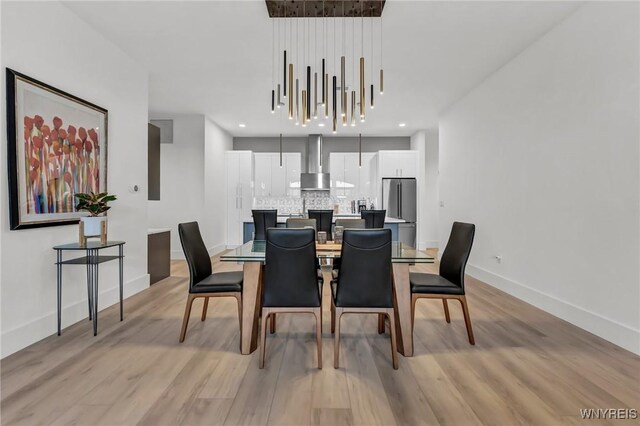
[238,123,246,128]
[398,123,406,127]
[318,122,325,127]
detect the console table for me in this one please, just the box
[53,241,125,336]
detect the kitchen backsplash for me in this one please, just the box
[253,192,359,214]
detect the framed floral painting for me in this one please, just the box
[6,68,108,229]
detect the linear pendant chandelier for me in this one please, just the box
[267,0,385,134]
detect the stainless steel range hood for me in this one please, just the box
[300,134,330,191]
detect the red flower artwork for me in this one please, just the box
[22,114,101,214]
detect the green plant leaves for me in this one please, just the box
[74,192,117,216]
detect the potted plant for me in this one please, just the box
[75,192,117,237]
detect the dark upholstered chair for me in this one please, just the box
[286,218,316,230]
[332,219,366,272]
[252,210,277,240]
[331,229,398,369]
[178,222,243,343]
[361,209,386,229]
[260,228,322,369]
[308,210,334,240]
[410,222,476,345]
[334,218,366,229]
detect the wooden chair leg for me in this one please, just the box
[270,313,276,334]
[314,308,323,369]
[378,313,385,334]
[201,297,209,321]
[330,301,336,334]
[259,311,270,369]
[235,294,243,335]
[387,309,399,370]
[459,296,475,345]
[411,294,418,329]
[333,308,342,369]
[179,294,196,343]
[442,299,451,323]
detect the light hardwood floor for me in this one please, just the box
[2,251,639,425]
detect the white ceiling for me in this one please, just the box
[63,0,581,137]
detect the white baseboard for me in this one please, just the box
[171,244,226,260]
[1,274,150,359]
[467,264,640,355]
[418,240,439,250]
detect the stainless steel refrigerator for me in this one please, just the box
[382,178,417,247]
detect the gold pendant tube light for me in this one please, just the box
[295,78,299,125]
[351,90,356,126]
[302,90,307,126]
[288,63,293,119]
[313,72,318,119]
[342,92,347,126]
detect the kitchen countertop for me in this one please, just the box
[148,228,172,235]
[242,216,406,224]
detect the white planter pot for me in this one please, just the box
[81,216,107,237]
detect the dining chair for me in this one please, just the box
[361,209,386,228]
[285,218,316,229]
[334,218,366,229]
[260,228,322,369]
[252,210,277,240]
[308,210,334,240]
[331,229,398,369]
[410,222,476,345]
[332,219,366,272]
[178,222,243,344]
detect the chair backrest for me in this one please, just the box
[307,210,334,238]
[178,222,211,288]
[439,222,475,288]
[263,228,321,307]
[335,229,392,308]
[252,210,277,240]
[361,210,386,228]
[335,218,366,229]
[286,218,316,229]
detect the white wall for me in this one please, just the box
[204,117,233,254]
[411,130,440,249]
[439,2,640,354]
[148,115,205,258]
[1,1,150,357]
[148,114,231,259]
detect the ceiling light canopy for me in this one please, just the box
[268,0,385,134]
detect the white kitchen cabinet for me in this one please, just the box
[284,153,301,197]
[225,151,253,247]
[378,150,419,178]
[330,152,376,199]
[253,152,301,197]
[254,153,271,197]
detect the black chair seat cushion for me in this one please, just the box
[410,273,464,295]
[190,271,243,293]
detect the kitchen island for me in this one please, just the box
[242,215,405,243]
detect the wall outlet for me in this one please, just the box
[495,255,502,264]
[439,200,444,207]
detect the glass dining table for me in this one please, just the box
[221,240,434,357]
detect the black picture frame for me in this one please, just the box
[6,68,108,230]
